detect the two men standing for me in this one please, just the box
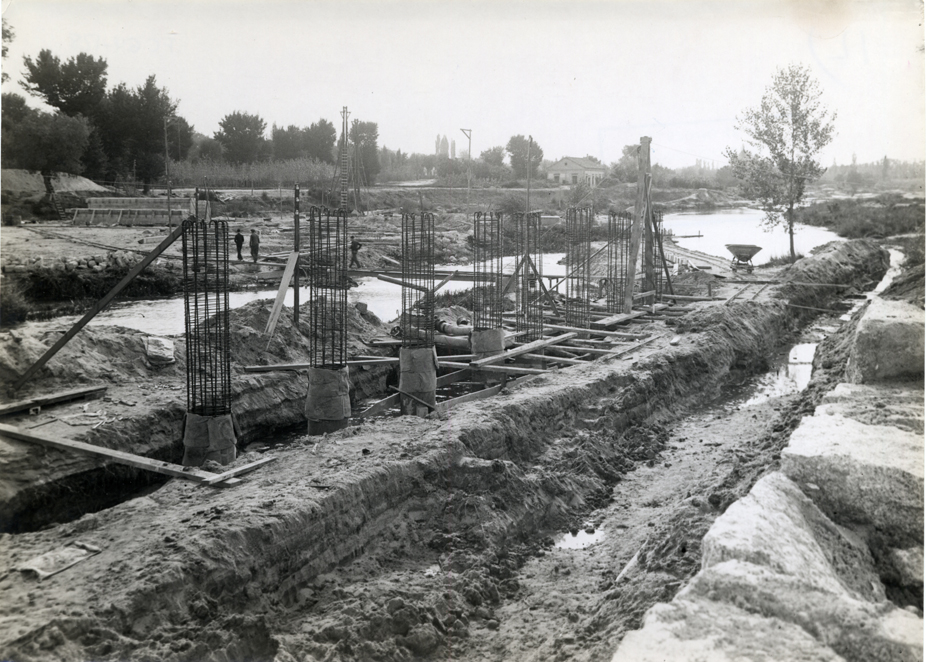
[233,229,259,263]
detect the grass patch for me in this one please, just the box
[796,194,925,239]
[0,278,31,326]
[13,264,183,303]
[760,252,805,267]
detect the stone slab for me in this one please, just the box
[817,383,924,435]
[612,596,846,662]
[782,413,924,545]
[702,472,884,600]
[847,298,925,383]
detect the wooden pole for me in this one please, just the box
[623,137,650,314]
[293,184,300,325]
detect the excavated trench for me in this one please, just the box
[0,239,891,662]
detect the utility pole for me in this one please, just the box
[294,184,300,325]
[622,137,651,314]
[460,128,472,212]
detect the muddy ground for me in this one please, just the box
[0,239,898,662]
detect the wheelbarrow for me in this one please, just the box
[725,244,762,273]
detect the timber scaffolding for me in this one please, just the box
[247,136,683,417]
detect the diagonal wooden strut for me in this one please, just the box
[11,223,187,393]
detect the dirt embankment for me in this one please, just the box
[0,301,392,532]
[0,240,889,662]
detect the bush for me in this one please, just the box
[795,195,926,238]
[0,278,30,326]
[760,252,805,267]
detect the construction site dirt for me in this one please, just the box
[0,238,901,661]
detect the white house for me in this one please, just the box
[546,157,608,186]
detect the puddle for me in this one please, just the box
[555,527,605,550]
[743,343,818,406]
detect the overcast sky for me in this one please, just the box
[1,0,923,169]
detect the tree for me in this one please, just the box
[271,123,304,161]
[349,119,380,184]
[2,20,14,83]
[506,135,543,179]
[305,118,336,164]
[214,111,267,164]
[610,144,639,183]
[21,49,108,118]
[1,105,89,189]
[724,64,836,259]
[480,146,505,167]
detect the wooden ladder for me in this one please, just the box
[49,192,68,221]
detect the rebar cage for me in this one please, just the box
[182,219,232,416]
[307,206,349,369]
[513,211,543,341]
[605,211,633,313]
[401,212,436,348]
[472,211,504,330]
[565,207,593,328]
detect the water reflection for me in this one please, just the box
[744,343,818,406]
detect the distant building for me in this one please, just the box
[546,157,607,186]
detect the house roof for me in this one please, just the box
[548,157,606,171]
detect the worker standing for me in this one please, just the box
[249,229,260,264]
[234,229,245,261]
[349,236,363,268]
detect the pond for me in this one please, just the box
[661,208,842,263]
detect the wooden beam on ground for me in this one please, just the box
[0,386,108,417]
[0,423,242,486]
[510,320,646,340]
[658,294,720,302]
[561,344,628,356]
[357,393,400,418]
[264,251,300,342]
[437,369,470,387]
[200,457,277,485]
[522,352,588,365]
[436,383,504,415]
[388,386,436,411]
[470,332,577,368]
[605,335,661,359]
[11,224,186,392]
[724,283,753,305]
[439,361,549,375]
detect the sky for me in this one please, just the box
[1,0,923,170]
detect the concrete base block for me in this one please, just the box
[847,298,925,383]
[817,383,924,435]
[782,413,924,545]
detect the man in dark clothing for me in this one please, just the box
[249,229,260,263]
[349,236,362,268]
[234,230,245,261]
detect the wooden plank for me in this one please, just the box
[534,322,647,340]
[470,332,577,368]
[0,386,108,417]
[201,457,277,485]
[0,423,241,486]
[357,393,400,418]
[561,344,628,356]
[439,361,549,375]
[592,304,668,329]
[605,335,661,358]
[264,251,300,339]
[376,274,429,293]
[436,369,470,387]
[388,386,436,411]
[12,224,186,392]
[522,352,588,365]
[436,384,504,415]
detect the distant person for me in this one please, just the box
[349,236,363,268]
[249,229,260,263]
[234,230,244,261]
